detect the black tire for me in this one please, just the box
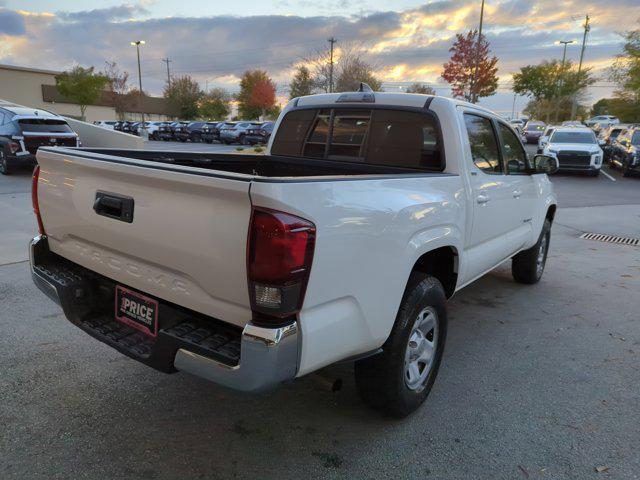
[240,135,248,145]
[622,158,632,177]
[355,273,447,418]
[512,218,551,284]
[0,149,11,175]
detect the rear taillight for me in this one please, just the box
[247,208,315,321]
[32,165,45,235]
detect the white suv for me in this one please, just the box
[585,115,619,129]
[544,127,604,176]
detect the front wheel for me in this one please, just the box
[622,158,633,177]
[512,219,551,284]
[355,273,447,418]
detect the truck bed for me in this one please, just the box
[50,147,446,179]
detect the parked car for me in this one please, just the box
[599,124,632,162]
[93,121,117,130]
[0,104,79,175]
[220,121,264,144]
[169,121,190,141]
[543,127,604,176]
[134,121,166,139]
[243,121,274,145]
[30,91,558,418]
[537,125,556,154]
[156,122,175,141]
[609,126,640,177]
[561,120,583,127]
[184,121,209,143]
[121,121,135,135]
[200,122,224,143]
[585,115,619,128]
[522,121,546,144]
[510,119,525,129]
[113,121,125,132]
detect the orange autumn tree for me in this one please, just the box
[441,30,498,103]
[237,70,277,119]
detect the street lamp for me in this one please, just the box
[554,40,574,122]
[130,40,146,131]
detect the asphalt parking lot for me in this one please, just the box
[1,143,639,479]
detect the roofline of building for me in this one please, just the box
[0,63,62,76]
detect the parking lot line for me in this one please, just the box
[600,169,616,182]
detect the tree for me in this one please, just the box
[513,60,595,122]
[102,61,132,120]
[163,75,202,119]
[441,30,498,103]
[335,55,382,92]
[199,88,230,119]
[590,98,640,122]
[289,65,315,98]
[237,70,277,119]
[405,83,436,95]
[609,23,640,121]
[55,66,108,120]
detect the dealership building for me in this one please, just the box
[0,63,177,122]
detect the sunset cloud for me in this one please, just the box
[0,2,636,113]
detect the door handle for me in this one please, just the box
[94,191,134,223]
[476,194,490,204]
[513,189,522,198]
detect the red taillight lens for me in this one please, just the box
[32,165,45,235]
[248,208,315,319]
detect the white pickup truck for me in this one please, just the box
[30,91,558,417]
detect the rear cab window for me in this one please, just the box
[271,107,444,171]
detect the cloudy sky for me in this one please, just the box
[0,0,638,114]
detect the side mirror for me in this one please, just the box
[532,154,559,174]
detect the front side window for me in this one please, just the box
[464,114,501,174]
[498,123,528,174]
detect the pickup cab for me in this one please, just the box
[30,91,558,417]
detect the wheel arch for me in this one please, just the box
[546,204,557,224]
[410,246,459,299]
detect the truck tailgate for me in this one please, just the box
[36,148,253,327]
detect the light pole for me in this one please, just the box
[130,40,146,131]
[469,0,486,103]
[554,40,574,122]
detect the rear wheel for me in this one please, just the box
[512,219,551,284]
[355,273,447,418]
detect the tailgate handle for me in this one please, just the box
[93,191,134,223]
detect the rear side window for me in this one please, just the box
[272,108,443,171]
[367,110,442,170]
[271,109,316,156]
[464,114,501,174]
[18,119,73,133]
